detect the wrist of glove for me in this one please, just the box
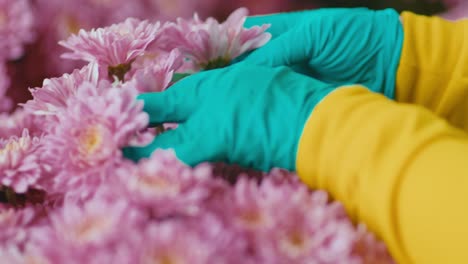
[123,64,338,172]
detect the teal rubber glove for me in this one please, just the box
[241,8,404,99]
[123,64,338,172]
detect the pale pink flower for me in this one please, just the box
[158,7,271,69]
[42,81,148,195]
[113,149,226,218]
[0,0,35,60]
[0,130,42,193]
[0,62,12,112]
[29,197,143,264]
[59,18,160,80]
[23,62,102,117]
[0,109,45,139]
[0,207,36,247]
[129,49,184,93]
[138,220,220,264]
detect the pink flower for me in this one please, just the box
[29,197,143,264]
[42,81,148,195]
[0,0,35,60]
[0,109,45,139]
[0,62,12,112]
[59,18,160,80]
[0,130,42,193]
[23,62,102,117]
[352,224,395,264]
[129,49,184,93]
[0,206,37,247]
[111,149,227,219]
[138,219,225,264]
[158,7,271,69]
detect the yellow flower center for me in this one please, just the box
[145,253,182,264]
[73,216,112,243]
[237,209,271,229]
[280,230,311,257]
[80,126,103,154]
[0,138,28,160]
[65,16,81,35]
[134,175,180,197]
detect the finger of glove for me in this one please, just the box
[137,73,208,125]
[241,24,314,67]
[244,8,370,39]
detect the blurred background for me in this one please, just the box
[2,0,466,109]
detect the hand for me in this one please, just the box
[241,8,404,99]
[123,64,338,172]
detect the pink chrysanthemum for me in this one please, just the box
[42,81,148,195]
[0,0,35,60]
[0,109,44,139]
[129,49,184,93]
[23,62,102,117]
[158,7,271,69]
[0,207,37,247]
[136,221,223,264]
[0,62,12,112]
[59,18,160,80]
[0,130,42,193]
[29,197,143,264]
[112,149,226,218]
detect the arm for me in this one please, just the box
[297,86,468,264]
[397,12,468,130]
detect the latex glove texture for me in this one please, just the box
[242,8,404,99]
[123,64,338,172]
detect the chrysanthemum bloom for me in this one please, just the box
[29,197,143,264]
[0,0,35,60]
[216,176,394,263]
[0,109,44,139]
[0,206,37,249]
[59,18,160,81]
[115,149,226,218]
[129,49,183,93]
[42,81,148,195]
[352,224,395,264]
[0,130,42,193]
[138,221,220,264]
[23,62,102,117]
[157,7,271,69]
[0,62,12,112]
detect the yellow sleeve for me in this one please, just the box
[397,12,468,131]
[296,86,468,264]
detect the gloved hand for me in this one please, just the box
[123,64,339,171]
[240,8,404,99]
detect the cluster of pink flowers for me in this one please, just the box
[0,5,396,263]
